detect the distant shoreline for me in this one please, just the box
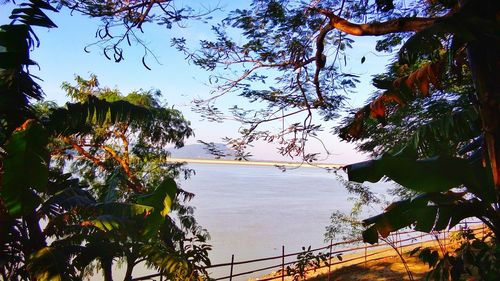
[167,157,343,169]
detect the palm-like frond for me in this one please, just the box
[45,96,151,136]
[405,107,479,156]
[26,246,76,280]
[141,242,191,280]
[0,0,58,136]
[1,120,48,216]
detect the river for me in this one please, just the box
[110,163,390,280]
[173,163,390,280]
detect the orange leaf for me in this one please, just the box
[405,73,416,92]
[380,92,406,107]
[377,220,392,238]
[418,79,430,96]
[393,77,404,89]
[370,97,386,120]
[346,121,363,139]
[428,61,443,89]
[415,64,431,96]
[80,221,93,227]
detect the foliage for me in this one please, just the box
[1,120,48,216]
[180,0,499,279]
[282,246,331,281]
[411,226,500,280]
[1,0,499,280]
[39,76,208,280]
[324,177,384,242]
[52,0,216,68]
[0,1,210,280]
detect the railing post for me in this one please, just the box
[444,230,447,250]
[229,254,234,281]
[364,243,367,268]
[398,231,402,253]
[328,239,332,281]
[281,245,285,281]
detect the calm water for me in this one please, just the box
[113,163,390,280]
[176,163,389,280]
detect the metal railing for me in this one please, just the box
[133,221,487,281]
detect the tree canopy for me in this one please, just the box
[174,0,498,170]
[1,0,499,280]
[0,2,211,280]
[182,0,499,278]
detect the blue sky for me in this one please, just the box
[1,1,391,164]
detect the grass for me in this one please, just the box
[307,251,431,281]
[254,225,488,281]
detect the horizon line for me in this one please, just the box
[167,157,344,169]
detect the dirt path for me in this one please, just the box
[253,241,439,281]
[251,225,487,281]
[308,251,431,281]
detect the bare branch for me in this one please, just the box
[62,137,106,170]
[101,145,143,192]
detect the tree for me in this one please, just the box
[54,0,216,67]
[47,75,210,280]
[175,0,497,167]
[0,2,211,280]
[178,0,498,278]
[2,0,499,279]
[180,0,498,219]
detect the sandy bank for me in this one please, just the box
[168,157,343,169]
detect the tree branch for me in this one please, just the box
[313,23,333,104]
[315,8,441,36]
[63,137,107,170]
[101,145,143,193]
[136,0,157,29]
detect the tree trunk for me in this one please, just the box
[123,258,135,281]
[25,212,46,252]
[461,0,500,194]
[102,258,114,281]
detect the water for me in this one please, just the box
[175,163,388,280]
[117,163,390,280]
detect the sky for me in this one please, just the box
[0,1,391,164]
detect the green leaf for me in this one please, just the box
[73,241,121,269]
[346,155,489,193]
[428,250,439,267]
[362,225,379,244]
[27,247,68,281]
[362,192,481,241]
[1,120,48,215]
[87,203,153,232]
[41,187,95,213]
[9,1,58,28]
[138,178,177,217]
[414,207,438,232]
[0,25,32,67]
[409,247,421,256]
[94,202,153,218]
[433,207,453,231]
[90,215,123,232]
[137,178,177,237]
[46,96,151,136]
[141,243,190,277]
